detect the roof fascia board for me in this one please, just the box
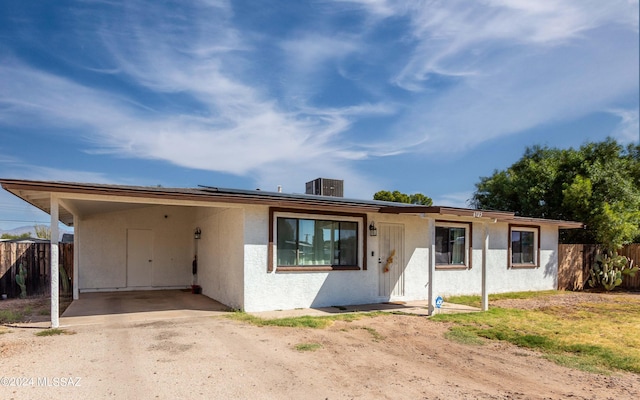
[379,205,514,219]
[379,204,583,229]
[1,179,380,213]
[1,180,213,202]
[53,192,247,209]
[499,216,584,229]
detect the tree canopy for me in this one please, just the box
[471,138,640,250]
[1,232,31,240]
[34,224,51,240]
[374,190,433,206]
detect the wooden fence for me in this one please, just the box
[618,244,640,289]
[0,242,73,298]
[558,243,640,290]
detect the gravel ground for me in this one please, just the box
[1,292,639,399]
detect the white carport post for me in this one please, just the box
[50,195,60,328]
[427,217,436,316]
[481,221,489,311]
[73,214,79,300]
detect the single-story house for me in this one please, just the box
[0,179,583,327]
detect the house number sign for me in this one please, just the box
[435,296,444,309]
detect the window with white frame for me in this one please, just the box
[509,225,539,267]
[276,217,359,267]
[435,222,471,268]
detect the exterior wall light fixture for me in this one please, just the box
[369,222,377,237]
[194,227,202,240]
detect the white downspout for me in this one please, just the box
[427,217,436,316]
[50,195,60,328]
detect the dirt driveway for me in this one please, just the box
[2,298,639,399]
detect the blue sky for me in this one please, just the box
[0,0,638,230]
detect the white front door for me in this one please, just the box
[127,229,153,287]
[378,223,405,298]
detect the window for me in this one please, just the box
[276,217,358,268]
[509,225,539,268]
[435,222,471,269]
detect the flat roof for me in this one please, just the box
[0,178,584,229]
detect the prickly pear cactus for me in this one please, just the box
[588,253,637,291]
[15,263,27,299]
[59,265,69,294]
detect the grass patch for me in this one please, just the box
[544,353,610,374]
[360,326,385,341]
[294,342,323,352]
[227,311,386,329]
[444,326,485,346]
[0,309,24,324]
[35,328,75,337]
[445,290,561,308]
[433,294,640,374]
[0,297,55,323]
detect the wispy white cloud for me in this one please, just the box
[0,155,115,183]
[609,108,640,144]
[0,1,391,194]
[0,58,386,202]
[0,157,114,228]
[431,191,473,208]
[370,0,638,90]
[337,0,639,154]
[280,34,359,73]
[278,33,362,102]
[332,0,400,18]
[0,0,637,201]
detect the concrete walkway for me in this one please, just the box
[250,301,480,319]
[33,291,479,328]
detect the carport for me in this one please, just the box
[0,179,248,327]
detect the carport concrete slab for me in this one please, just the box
[61,290,230,327]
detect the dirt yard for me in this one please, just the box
[1,294,639,399]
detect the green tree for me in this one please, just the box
[408,193,433,206]
[34,224,51,240]
[472,138,640,251]
[1,232,31,240]
[374,190,433,206]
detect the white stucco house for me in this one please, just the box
[1,179,583,327]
